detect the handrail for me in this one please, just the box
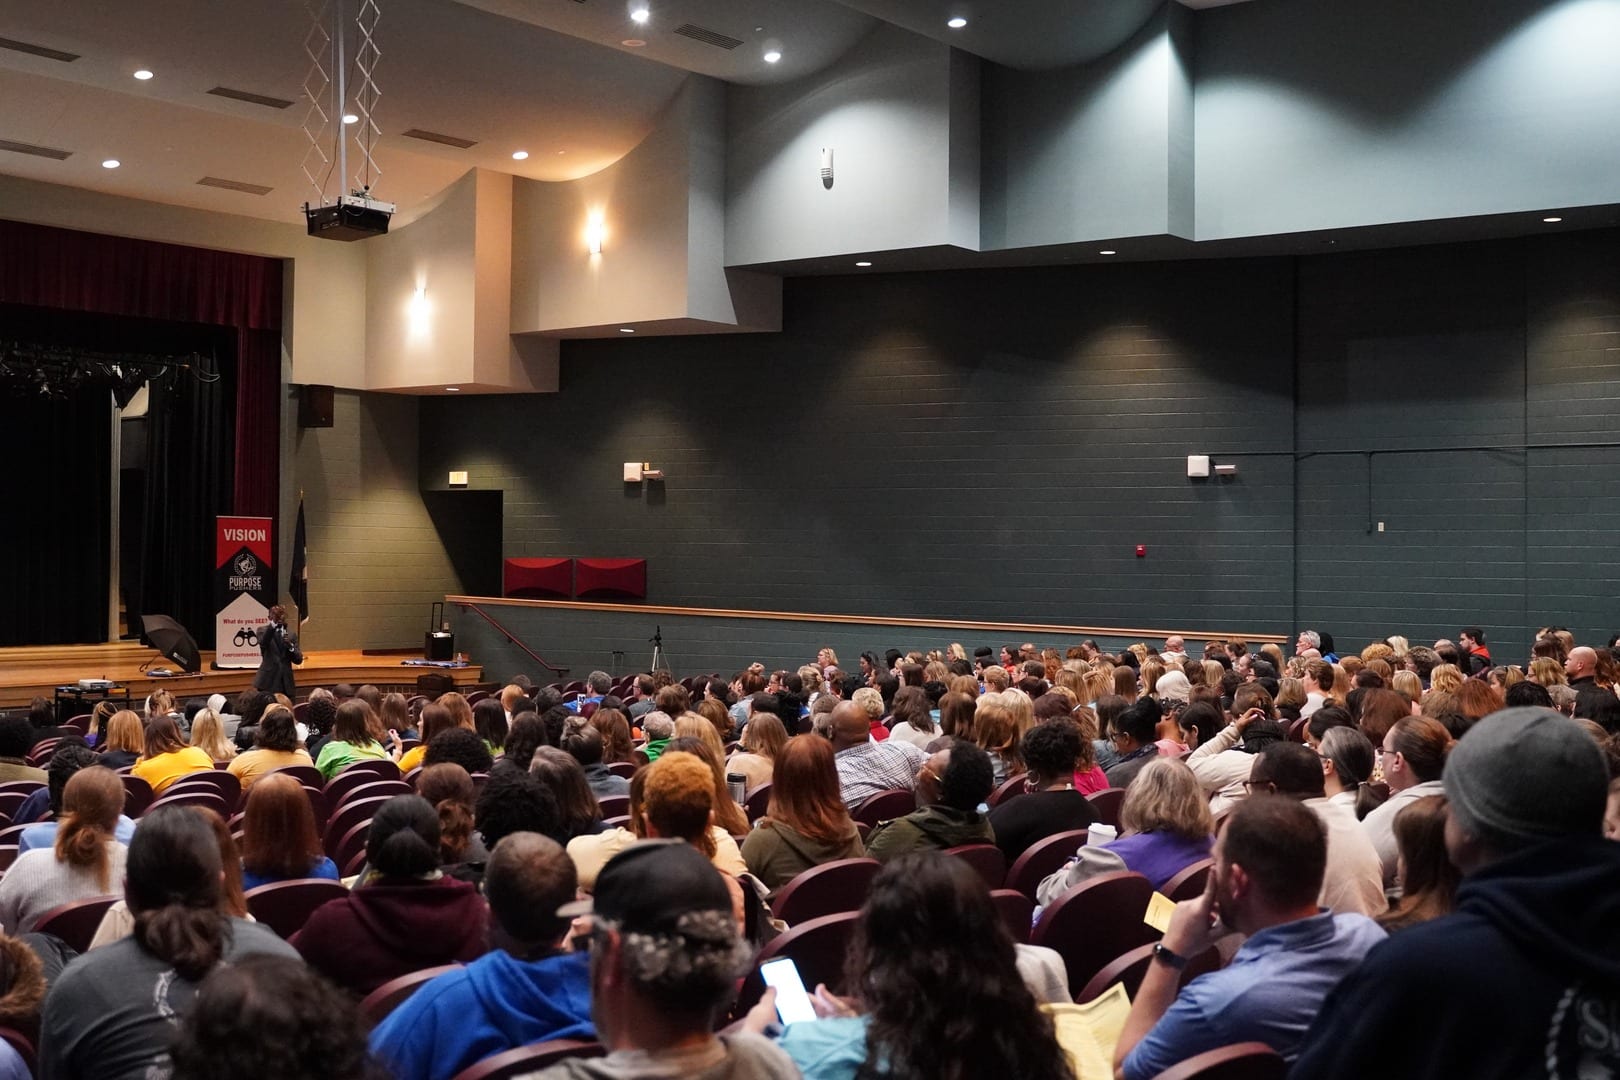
[444,596,1288,644]
[452,601,570,675]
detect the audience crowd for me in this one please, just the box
[0,624,1613,1079]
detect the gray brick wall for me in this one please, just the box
[422,258,1298,640]
[288,391,462,650]
[414,230,1620,669]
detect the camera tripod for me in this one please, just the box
[649,625,671,673]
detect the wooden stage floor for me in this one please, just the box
[0,643,485,709]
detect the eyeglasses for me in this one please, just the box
[1241,779,1277,795]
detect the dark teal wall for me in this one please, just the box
[423,230,1620,669]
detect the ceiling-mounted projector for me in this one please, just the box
[305,193,395,241]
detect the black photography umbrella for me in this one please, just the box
[140,614,202,673]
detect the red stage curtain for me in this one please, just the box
[0,218,283,519]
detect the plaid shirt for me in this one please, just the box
[835,739,926,806]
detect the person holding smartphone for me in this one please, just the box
[740,852,1075,1080]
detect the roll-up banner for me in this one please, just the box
[215,516,275,669]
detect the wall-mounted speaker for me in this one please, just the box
[298,384,335,428]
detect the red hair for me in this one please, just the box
[241,775,322,881]
[765,736,858,845]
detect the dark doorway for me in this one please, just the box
[423,489,503,597]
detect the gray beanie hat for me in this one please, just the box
[1442,707,1608,847]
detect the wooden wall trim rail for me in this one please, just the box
[446,596,1289,644]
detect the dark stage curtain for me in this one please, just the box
[234,328,282,518]
[0,389,112,645]
[0,220,283,647]
[132,351,236,648]
[0,218,283,525]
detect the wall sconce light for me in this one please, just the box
[820,147,834,190]
[623,462,665,483]
[1187,455,1237,479]
[408,284,431,336]
[586,214,605,255]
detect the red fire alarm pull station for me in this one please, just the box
[1135,545,1147,557]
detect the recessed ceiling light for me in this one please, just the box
[855,261,872,267]
[101,159,120,169]
[619,328,635,333]
[630,6,650,24]
[133,69,154,80]
[763,48,782,63]
[947,17,968,28]
[512,150,529,160]
[342,113,359,125]
[1542,215,1563,223]
[1099,249,1117,255]
[622,38,646,47]
[446,386,460,392]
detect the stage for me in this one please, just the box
[0,643,485,710]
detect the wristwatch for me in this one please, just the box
[1152,942,1189,970]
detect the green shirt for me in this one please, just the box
[315,738,391,780]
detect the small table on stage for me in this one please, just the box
[53,685,132,726]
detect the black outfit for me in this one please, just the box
[987,788,1097,861]
[29,726,80,750]
[1103,744,1159,789]
[252,619,303,698]
[1291,834,1620,1080]
[97,749,139,771]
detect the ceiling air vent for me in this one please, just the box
[206,86,295,110]
[197,176,273,196]
[402,128,477,149]
[0,139,72,161]
[673,24,743,50]
[0,37,80,63]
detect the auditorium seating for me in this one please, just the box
[1075,941,1222,1004]
[1004,828,1088,900]
[851,789,914,828]
[1147,1042,1285,1080]
[359,964,462,1024]
[942,843,1007,889]
[743,782,772,823]
[34,895,120,953]
[989,888,1035,944]
[1163,858,1214,902]
[1029,870,1158,991]
[450,1040,605,1080]
[245,879,350,939]
[987,772,1030,808]
[770,858,880,926]
[1086,788,1126,827]
[732,912,860,1016]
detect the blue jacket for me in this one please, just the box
[368,949,594,1080]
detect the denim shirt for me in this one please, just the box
[1121,912,1387,1080]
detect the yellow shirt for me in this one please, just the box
[397,745,427,775]
[228,748,316,790]
[132,747,218,795]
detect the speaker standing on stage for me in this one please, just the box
[253,605,304,699]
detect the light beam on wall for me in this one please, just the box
[585,212,606,255]
[408,283,431,338]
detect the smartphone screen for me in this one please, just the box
[760,957,818,1025]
